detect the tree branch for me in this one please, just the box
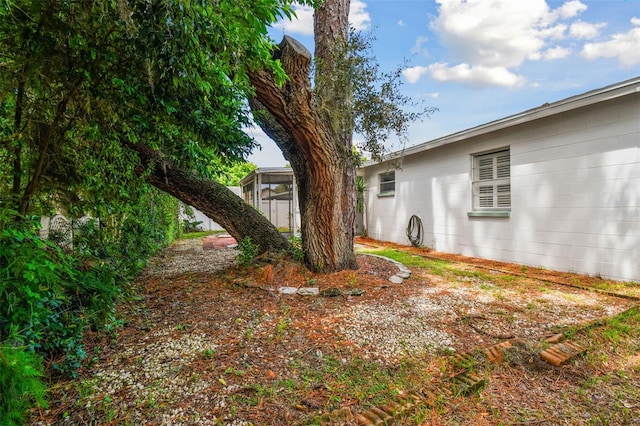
[125,141,290,254]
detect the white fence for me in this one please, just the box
[40,215,98,247]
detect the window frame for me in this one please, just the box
[469,148,511,216]
[378,171,395,197]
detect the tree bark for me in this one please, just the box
[128,142,290,255]
[12,80,25,200]
[248,0,358,273]
[18,80,81,215]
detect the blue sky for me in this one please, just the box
[247,0,640,166]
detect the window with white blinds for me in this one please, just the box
[472,148,510,210]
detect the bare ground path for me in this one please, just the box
[32,238,640,425]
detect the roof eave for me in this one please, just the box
[362,76,640,168]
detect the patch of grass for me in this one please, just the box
[180,230,226,240]
[592,280,640,299]
[498,274,518,283]
[173,323,191,331]
[70,379,119,423]
[567,307,639,345]
[601,308,637,346]
[224,366,246,377]
[269,304,292,341]
[359,249,450,275]
[229,383,278,407]
[247,352,439,424]
[346,272,358,288]
[360,248,514,285]
[556,307,640,425]
[318,355,436,418]
[449,269,493,281]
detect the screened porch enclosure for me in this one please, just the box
[240,168,299,235]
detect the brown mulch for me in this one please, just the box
[357,237,640,298]
[31,237,640,425]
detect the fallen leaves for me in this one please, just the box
[32,237,640,426]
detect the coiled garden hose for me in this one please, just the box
[406,214,423,247]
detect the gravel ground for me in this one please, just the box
[32,238,638,425]
[142,238,238,277]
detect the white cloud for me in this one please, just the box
[397,19,406,27]
[554,0,587,19]
[272,1,370,35]
[272,4,315,35]
[350,0,371,31]
[431,0,573,68]
[411,36,430,57]
[403,65,430,84]
[538,24,567,40]
[419,0,596,87]
[569,20,606,39]
[581,18,640,66]
[543,46,571,60]
[427,62,525,88]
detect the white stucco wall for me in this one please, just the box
[362,92,639,282]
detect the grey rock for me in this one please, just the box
[321,287,343,297]
[342,288,365,296]
[389,275,404,284]
[397,271,411,279]
[297,287,320,296]
[278,286,298,295]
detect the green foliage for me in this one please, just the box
[237,237,259,267]
[287,235,305,262]
[181,219,204,233]
[0,346,48,426]
[314,28,438,163]
[210,159,257,186]
[181,230,225,240]
[0,0,310,218]
[0,187,178,414]
[359,248,450,275]
[0,220,118,373]
[356,176,366,214]
[180,204,203,233]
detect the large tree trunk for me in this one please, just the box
[249,36,357,273]
[248,0,358,273]
[128,142,290,254]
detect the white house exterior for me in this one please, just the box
[360,77,639,282]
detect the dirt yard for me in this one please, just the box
[32,237,640,425]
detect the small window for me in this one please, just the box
[378,171,395,197]
[471,148,510,211]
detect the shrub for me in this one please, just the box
[0,345,48,426]
[0,221,119,374]
[287,235,305,262]
[0,189,180,420]
[181,218,203,233]
[237,237,259,266]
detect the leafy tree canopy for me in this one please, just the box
[0,0,312,215]
[210,158,257,186]
[314,28,438,164]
